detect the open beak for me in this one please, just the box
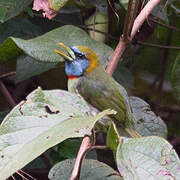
[55,42,75,61]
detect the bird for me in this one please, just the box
[55,43,140,138]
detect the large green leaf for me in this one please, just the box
[129,96,167,138]
[171,52,180,102]
[0,17,42,63]
[107,122,120,151]
[15,54,57,83]
[0,0,33,23]
[116,136,180,179]
[0,87,115,179]
[48,159,122,180]
[0,37,22,63]
[0,25,113,65]
[0,17,42,45]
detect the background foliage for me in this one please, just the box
[0,0,180,179]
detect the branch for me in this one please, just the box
[130,0,161,39]
[123,0,134,40]
[106,0,161,75]
[106,37,129,75]
[70,136,91,180]
[0,72,16,79]
[151,18,180,31]
[0,80,16,107]
[86,28,180,50]
[137,41,180,49]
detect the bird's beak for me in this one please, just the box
[55,42,75,61]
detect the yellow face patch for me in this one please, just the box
[76,46,99,73]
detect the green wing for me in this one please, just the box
[75,66,131,125]
[68,66,140,137]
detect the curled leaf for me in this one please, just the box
[33,0,57,19]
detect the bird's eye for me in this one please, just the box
[76,53,85,58]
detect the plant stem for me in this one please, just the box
[70,136,91,180]
[106,36,129,75]
[151,18,180,31]
[123,0,134,40]
[106,0,161,75]
[0,80,16,107]
[130,0,161,39]
[137,41,180,49]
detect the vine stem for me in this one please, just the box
[130,0,161,39]
[70,136,91,180]
[0,80,16,107]
[106,0,161,75]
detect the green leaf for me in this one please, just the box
[116,136,180,179]
[0,0,33,23]
[58,138,81,159]
[0,87,115,179]
[0,17,42,63]
[0,38,22,63]
[107,122,120,151]
[0,111,8,124]
[49,0,70,11]
[0,25,113,66]
[0,17,42,45]
[129,96,167,138]
[171,52,180,102]
[15,54,57,83]
[48,159,122,180]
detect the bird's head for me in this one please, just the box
[55,43,99,79]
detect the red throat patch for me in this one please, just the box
[68,76,77,79]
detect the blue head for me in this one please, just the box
[55,43,98,77]
[65,46,90,77]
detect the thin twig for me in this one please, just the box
[151,18,180,31]
[40,152,52,171]
[137,41,180,49]
[86,28,180,50]
[0,79,16,107]
[129,0,141,34]
[90,145,108,150]
[16,171,29,180]
[11,175,16,180]
[35,12,180,51]
[19,170,37,180]
[85,22,108,26]
[0,72,16,79]
[123,0,134,40]
[70,136,92,180]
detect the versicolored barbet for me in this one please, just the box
[55,43,140,138]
